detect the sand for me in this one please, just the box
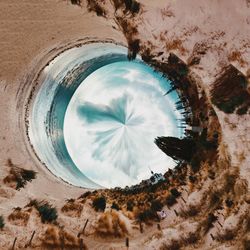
[0,0,249,249]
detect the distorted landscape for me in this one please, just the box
[0,0,249,249]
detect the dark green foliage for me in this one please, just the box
[16,178,26,190]
[215,95,245,114]
[138,209,155,222]
[126,200,134,211]
[189,175,197,183]
[36,202,58,223]
[15,169,37,190]
[124,0,140,13]
[0,216,4,229]
[211,65,250,114]
[27,200,57,223]
[70,0,81,5]
[190,156,201,173]
[92,196,106,212]
[165,194,177,207]
[128,39,140,60]
[170,188,181,198]
[86,0,106,17]
[236,105,248,115]
[155,136,196,162]
[21,169,37,182]
[150,200,163,212]
[225,199,234,208]
[111,202,120,211]
[203,213,218,234]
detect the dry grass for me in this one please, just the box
[161,6,174,18]
[228,50,246,66]
[8,208,30,226]
[166,38,187,55]
[42,226,86,249]
[3,159,36,190]
[95,210,128,237]
[61,200,83,218]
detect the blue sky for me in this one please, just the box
[64,61,183,188]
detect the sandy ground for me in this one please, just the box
[0,0,249,249]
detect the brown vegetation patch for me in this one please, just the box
[8,207,30,226]
[61,200,83,217]
[95,210,128,237]
[211,65,250,114]
[42,225,86,249]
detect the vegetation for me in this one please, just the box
[42,225,85,249]
[170,188,181,198]
[70,0,81,5]
[3,159,37,190]
[165,194,177,207]
[124,0,140,14]
[0,216,4,230]
[111,202,120,211]
[92,196,106,212]
[86,0,106,17]
[61,200,83,217]
[27,200,57,223]
[211,65,249,114]
[155,136,196,162]
[150,200,163,212]
[95,210,128,237]
[128,39,140,60]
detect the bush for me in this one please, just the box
[138,209,155,222]
[0,216,4,229]
[111,202,120,211]
[126,200,134,211]
[165,194,177,207]
[70,0,81,5]
[92,196,106,212]
[36,202,58,223]
[128,39,140,60]
[78,191,91,199]
[150,200,163,212]
[170,188,181,198]
[124,0,140,13]
[21,169,37,182]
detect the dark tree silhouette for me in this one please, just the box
[155,136,196,162]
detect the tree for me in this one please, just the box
[0,216,4,229]
[92,196,106,212]
[155,136,196,162]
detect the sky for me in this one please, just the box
[64,61,183,188]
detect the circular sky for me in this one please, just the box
[64,61,183,188]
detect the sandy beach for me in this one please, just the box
[0,0,249,249]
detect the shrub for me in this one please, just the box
[126,200,134,211]
[150,200,163,212]
[165,194,177,207]
[70,0,81,5]
[124,0,140,13]
[203,213,218,234]
[36,202,58,223]
[21,169,37,182]
[86,0,106,17]
[92,196,106,212]
[0,216,4,229]
[137,209,155,222]
[95,211,128,237]
[78,191,91,199]
[128,39,140,60]
[111,202,120,211]
[170,188,181,198]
